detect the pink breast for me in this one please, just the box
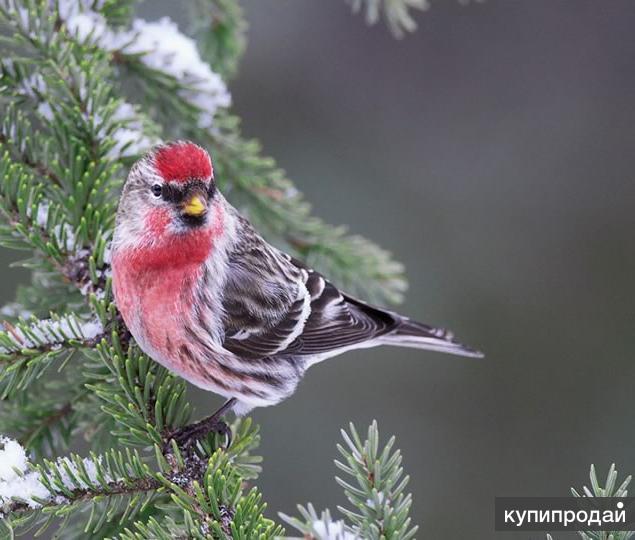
[112,202,225,372]
[112,227,214,354]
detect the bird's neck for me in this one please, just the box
[120,227,215,273]
[114,200,227,273]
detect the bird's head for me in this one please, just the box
[114,141,222,251]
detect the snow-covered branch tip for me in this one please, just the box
[0,436,112,514]
[280,504,360,540]
[0,315,104,358]
[282,421,417,540]
[0,435,165,520]
[62,3,231,128]
[0,435,278,538]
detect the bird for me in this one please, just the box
[111,140,482,448]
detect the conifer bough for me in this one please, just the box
[0,0,425,536]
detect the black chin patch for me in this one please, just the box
[180,213,207,228]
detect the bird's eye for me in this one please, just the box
[151,184,162,198]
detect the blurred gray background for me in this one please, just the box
[4,1,635,538]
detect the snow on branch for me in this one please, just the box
[0,437,47,510]
[0,314,104,355]
[104,101,158,159]
[0,313,105,400]
[0,436,110,512]
[0,435,169,526]
[62,3,231,128]
[1,52,156,168]
[280,504,360,540]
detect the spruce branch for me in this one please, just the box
[571,464,633,540]
[0,131,64,190]
[281,504,358,540]
[0,359,96,460]
[0,442,164,536]
[2,270,86,319]
[335,421,417,540]
[0,313,104,398]
[281,421,417,540]
[8,397,76,456]
[545,465,634,540]
[188,0,248,80]
[346,0,429,38]
[571,464,632,500]
[88,337,193,449]
[346,0,484,38]
[1,419,269,538]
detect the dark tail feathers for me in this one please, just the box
[380,317,484,358]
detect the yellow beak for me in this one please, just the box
[182,195,207,217]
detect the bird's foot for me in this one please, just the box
[168,418,231,452]
[164,398,236,454]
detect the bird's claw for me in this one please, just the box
[164,417,232,455]
[162,398,236,455]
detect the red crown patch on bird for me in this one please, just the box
[154,141,213,182]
